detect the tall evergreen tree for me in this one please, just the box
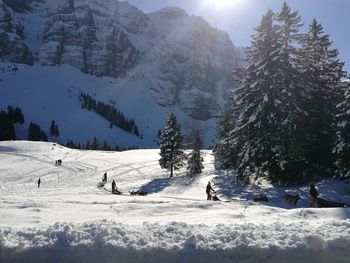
[231,10,289,182]
[214,109,236,169]
[272,2,308,182]
[300,19,345,178]
[0,109,16,141]
[334,79,350,179]
[159,113,186,177]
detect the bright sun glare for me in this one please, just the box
[204,0,241,9]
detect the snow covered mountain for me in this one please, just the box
[0,0,243,147]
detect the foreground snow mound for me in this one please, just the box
[1,220,350,263]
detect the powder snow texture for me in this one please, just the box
[1,221,350,263]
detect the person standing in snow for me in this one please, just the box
[112,179,116,194]
[37,178,41,188]
[309,184,318,208]
[102,172,107,183]
[206,181,215,200]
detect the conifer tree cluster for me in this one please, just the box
[28,122,48,142]
[0,106,24,141]
[215,2,346,185]
[80,92,140,137]
[63,137,139,152]
[159,114,204,177]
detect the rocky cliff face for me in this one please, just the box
[39,0,139,77]
[0,1,33,65]
[141,7,240,120]
[0,0,243,121]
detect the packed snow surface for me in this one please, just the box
[1,141,350,262]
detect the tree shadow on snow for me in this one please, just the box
[0,145,17,153]
[139,174,197,195]
[211,170,350,209]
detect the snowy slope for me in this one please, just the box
[0,62,218,148]
[1,141,350,262]
[0,0,243,148]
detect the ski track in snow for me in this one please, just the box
[1,141,350,263]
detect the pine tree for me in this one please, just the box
[334,79,350,179]
[300,19,345,178]
[50,120,59,137]
[186,126,204,175]
[13,107,24,124]
[28,122,47,141]
[159,113,186,177]
[231,10,288,182]
[214,109,236,169]
[0,109,16,140]
[91,137,99,150]
[272,2,308,183]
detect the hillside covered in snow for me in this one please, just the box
[1,141,350,262]
[0,0,244,148]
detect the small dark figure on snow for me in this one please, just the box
[206,181,215,200]
[112,179,116,194]
[309,184,318,208]
[102,172,107,183]
[37,178,41,188]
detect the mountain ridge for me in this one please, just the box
[0,0,244,147]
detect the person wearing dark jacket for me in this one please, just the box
[37,178,41,188]
[111,180,116,194]
[309,184,318,208]
[102,172,107,184]
[206,181,215,200]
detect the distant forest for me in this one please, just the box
[79,92,140,138]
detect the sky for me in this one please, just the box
[127,0,349,72]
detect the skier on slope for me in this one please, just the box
[37,178,41,188]
[206,181,215,200]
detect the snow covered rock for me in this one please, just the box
[39,0,139,77]
[0,1,33,65]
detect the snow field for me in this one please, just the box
[1,141,350,262]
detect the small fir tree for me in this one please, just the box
[187,131,204,175]
[159,113,186,177]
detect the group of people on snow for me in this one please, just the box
[36,164,326,208]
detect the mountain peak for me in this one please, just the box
[151,6,188,19]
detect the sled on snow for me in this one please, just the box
[317,197,346,208]
[212,195,221,201]
[97,182,105,187]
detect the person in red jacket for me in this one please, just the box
[309,184,318,208]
